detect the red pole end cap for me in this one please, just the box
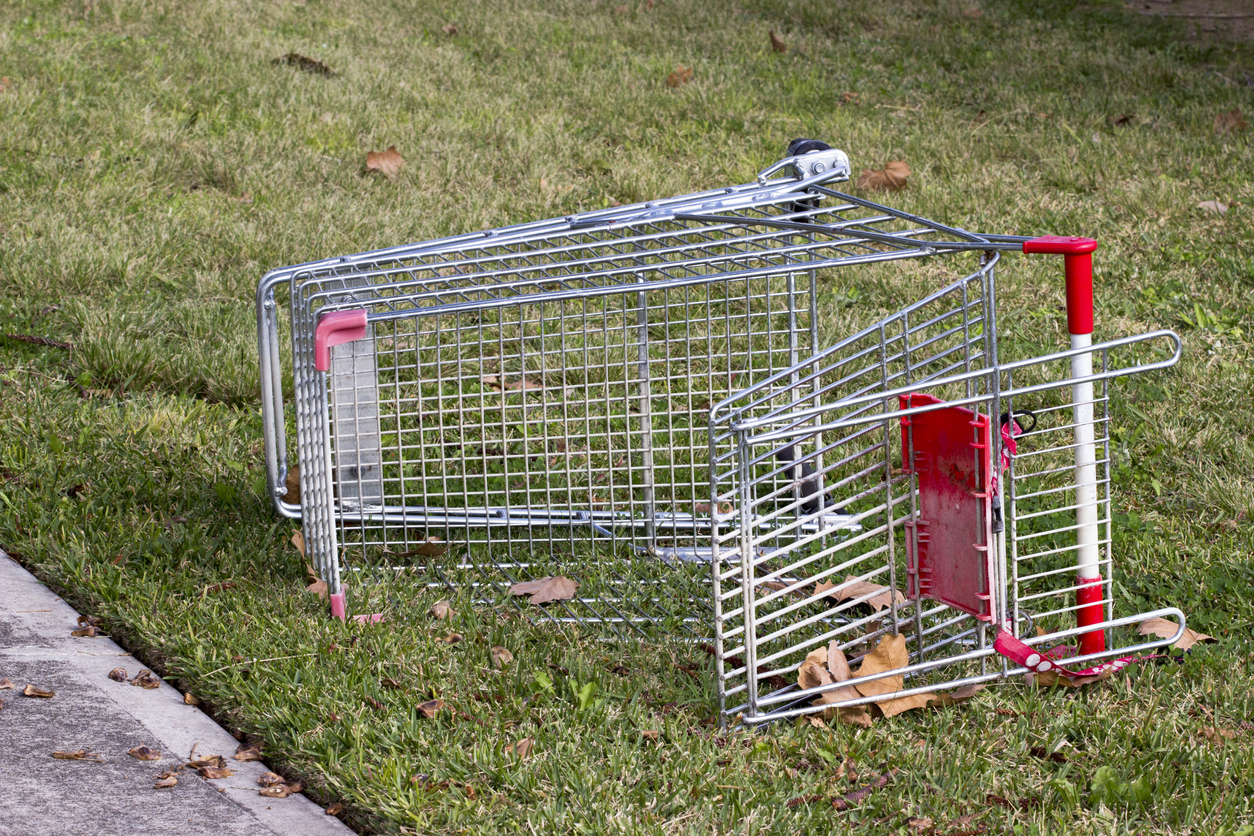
[1022,235,1098,255]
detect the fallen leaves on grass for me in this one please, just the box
[291,529,305,556]
[108,668,127,682]
[326,802,344,816]
[852,634,906,698]
[1214,109,1248,134]
[504,737,534,760]
[390,537,448,558]
[1028,667,1113,688]
[666,64,693,88]
[442,23,458,35]
[128,745,161,761]
[200,581,236,597]
[365,146,404,180]
[907,817,933,833]
[1137,617,1214,651]
[1106,113,1135,128]
[876,692,937,718]
[769,30,787,53]
[131,670,161,690]
[438,633,463,645]
[272,52,334,77]
[1197,200,1228,215]
[1029,746,1068,763]
[52,749,104,761]
[23,684,55,698]
[480,374,543,392]
[813,576,905,611]
[304,559,328,600]
[510,575,579,605]
[932,683,987,706]
[430,600,453,620]
[417,699,447,718]
[491,646,514,668]
[815,642,872,727]
[855,161,911,192]
[1203,726,1238,745]
[154,772,178,789]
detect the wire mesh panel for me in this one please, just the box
[257,143,1188,726]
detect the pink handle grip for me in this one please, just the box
[1023,236,1097,336]
[314,309,368,371]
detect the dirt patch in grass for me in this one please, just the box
[1129,0,1254,43]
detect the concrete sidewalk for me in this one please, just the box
[0,550,355,836]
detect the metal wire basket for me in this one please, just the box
[257,141,1187,725]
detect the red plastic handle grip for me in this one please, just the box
[1023,236,1097,336]
[314,309,368,371]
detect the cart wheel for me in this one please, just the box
[786,138,831,156]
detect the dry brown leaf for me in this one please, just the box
[282,465,300,504]
[107,668,127,682]
[962,7,984,18]
[666,64,693,88]
[131,670,161,690]
[853,634,907,698]
[189,754,226,769]
[1197,200,1228,215]
[71,625,98,637]
[290,529,305,557]
[1214,109,1248,134]
[199,766,235,779]
[52,749,103,761]
[1203,726,1238,744]
[154,773,178,789]
[23,684,55,698]
[430,600,453,620]
[417,699,447,719]
[258,771,286,787]
[365,146,404,180]
[907,817,934,833]
[798,659,834,691]
[491,646,514,668]
[439,633,463,645]
[326,802,345,816]
[1137,617,1214,651]
[77,615,102,627]
[932,683,987,705]
[876,692,937,718]
[1028,667,1113,688]
[855,161,911,192]
[272,52,334,77]
[815,576,906,612]
[504,377,543,391]
[201,581,236,597]
[505,737,534,759]
[184,692,201,706]
[769,30,787,53]
[641,729,660,741]
[306,578,328,600]
[510,575,579,605]
[233,744,264,762]
[0,679,13,690]
[259,784,292,798]
[442,23,458,35]
[128,745,161,761]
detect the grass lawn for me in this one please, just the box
[2,0,1253,833]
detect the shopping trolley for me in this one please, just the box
[256,140,1187,726]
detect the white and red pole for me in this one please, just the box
[1022,236,1105,657]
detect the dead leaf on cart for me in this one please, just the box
[855,160,910,192]
[510,576,579,605]
[814,576,905,612]
[1137,616,1214,651]
[365,146,404,180]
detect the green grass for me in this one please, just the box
[2,0,1253,833]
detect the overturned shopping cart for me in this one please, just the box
[257,141,1187,726]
